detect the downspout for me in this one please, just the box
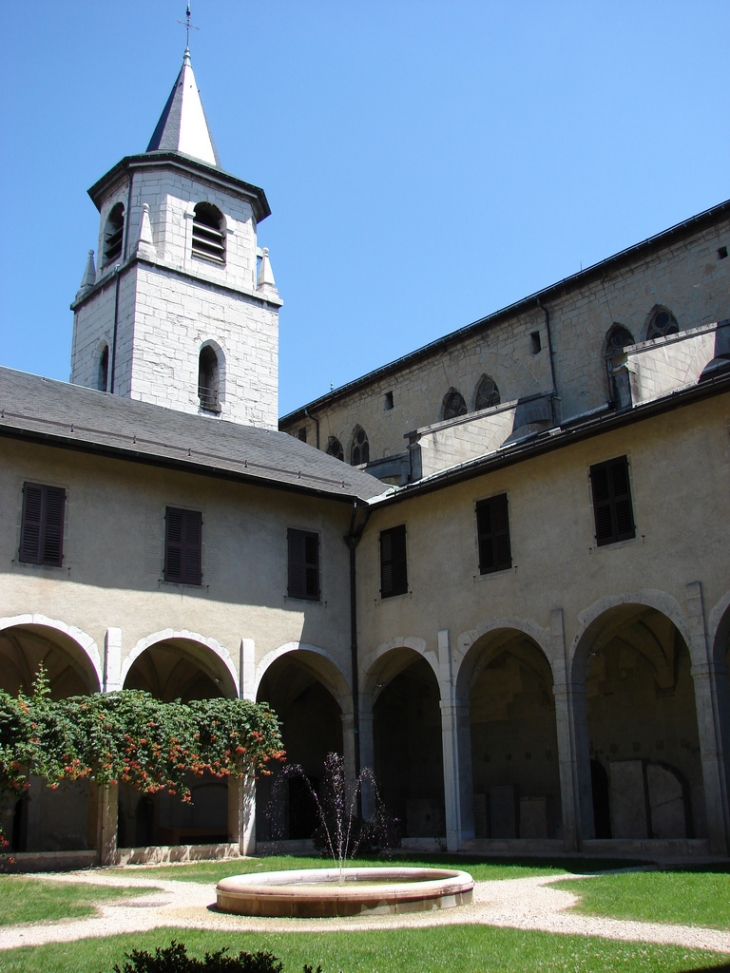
[537,298,558,426]
[109,265,121,393]
[304,407,320,449]
[344,500,371,791]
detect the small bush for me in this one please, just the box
[108,940,324,973]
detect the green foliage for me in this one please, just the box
[0,669,284,846]
[108,942,324,973]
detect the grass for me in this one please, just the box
[0,876,153,926]
[124,852,638,885]
[559,867,730,930]
[0,925,728,973]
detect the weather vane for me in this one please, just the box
[178,1,199,50]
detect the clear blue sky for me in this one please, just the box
[1,1,728,417]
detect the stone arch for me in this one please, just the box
[95,339,110,392]
[455,617,552,701]
[254,642,353,717]
[571,590,694,681]
[102,201,124,266]
[573,594,704,842]
[709,590,730,669]
[455,622,561,839]
[326,436,344,462]
[0,614,102,693]
[123,629,238,700]
[474,374,501,412]
[350,425,370,466]
[197,339,226,413]
[191,201,226,263]
[645,304,679,341]
[360,636,436,700]
[441,388,467,421]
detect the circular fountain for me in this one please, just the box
[216,865,474,918]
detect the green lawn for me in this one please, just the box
[559,868,730,930]
[124,853,636,885]
[0,877,153,926]
[0,926,728,973]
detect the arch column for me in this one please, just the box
[358,695,376,820]
[438,630,474,851]
[228,770,256,856]
[687,582,730,854]
[551,609,593,850]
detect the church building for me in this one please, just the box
[1,45,729,866]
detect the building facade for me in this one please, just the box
[1,47,729,865]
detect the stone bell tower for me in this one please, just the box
[70,47,282,428]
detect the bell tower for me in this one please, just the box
[70,47,282,428]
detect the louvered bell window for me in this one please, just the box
[192,202,225,263]
[164,507,202,585]
[103,203,125,265]
[476,493,512,574]
[380,525,408,598]
[590,456,636,546]
[287,529,320,600]
[19,483,66,566]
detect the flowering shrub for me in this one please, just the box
[0,669,284,847]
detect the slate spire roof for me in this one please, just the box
[146,48,221,168]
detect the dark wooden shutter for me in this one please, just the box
[20,483,65,566]
[476,494,511,574]
[590,456,635,546]
[380,525,408,597]
[165,507,202,584]
[287,529,320,600]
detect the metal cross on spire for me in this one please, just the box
[178,1,199,52]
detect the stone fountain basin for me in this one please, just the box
[216,866,474,918]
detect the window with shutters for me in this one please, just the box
[19,483,66,567]
[164,507,202,585]
[476,493,511,574]
[287,529,320,600]
[192,202,226,263]
[380,524,408,598]
[590,456,636,546]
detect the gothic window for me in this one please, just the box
[646,307,679,341]
[605,324,634,357]
[192,202,225,263]
[442,388,467,421]
[351,426,370,466]
[326,437,344,461]
[98,345,109,392]
[19,483,66,567]
[164,507,202,585]
[198,345,221,413]
[103,203,124,265]
[474,375,500,411]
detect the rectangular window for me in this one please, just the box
[19,483,66,566]
[380,524,408,597]
[287,528,320,600]
[476,493,511,574]
[165,507,202,584]
[590,456,635,546]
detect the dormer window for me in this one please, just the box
[103,203,124,266]
[198,345,221,413]
[192,202,225,263]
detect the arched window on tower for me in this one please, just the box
[474,374,500,411]
[103,203,125,266]
[326,437,344,461]
[198,345,221,413]
[97,345,109,392]
[192,202,225,263]
[441,388,467,421]
[351,427,370,466]
[646,306,679,341]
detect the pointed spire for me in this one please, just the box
[136,204,157,261]
[146,49,221,168]
[76,250,96,299]
[257,247,280,301]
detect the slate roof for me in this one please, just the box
[0,368,385,503]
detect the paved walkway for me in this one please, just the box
[1,869,729,956]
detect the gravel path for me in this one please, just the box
[1,869,729,955]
